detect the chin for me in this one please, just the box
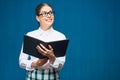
[46,24,52,28]
[46,23,53,27]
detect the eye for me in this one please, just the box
[49,11,53,14]
[44,12,48,15]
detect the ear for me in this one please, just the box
[36,16,40,22]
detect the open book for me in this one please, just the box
[23,35,69,59]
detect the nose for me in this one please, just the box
[47,13,51,17]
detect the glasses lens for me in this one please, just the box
[39,11,54,17]
[49,11,53,15]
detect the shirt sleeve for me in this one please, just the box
[19,45,35,71]
[50,56,66,70]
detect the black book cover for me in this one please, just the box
[23,35,69,59]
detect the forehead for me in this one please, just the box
[40,5,52,12]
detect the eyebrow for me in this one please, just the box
[40,10,53,13]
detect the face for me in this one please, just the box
[36,5,54,30]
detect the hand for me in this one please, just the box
[36,44,56,64]
[31,58,48,68]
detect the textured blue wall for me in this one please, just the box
[0,0,120,80]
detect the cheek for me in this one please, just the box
[51,16,54,23]
[39,18,45,23]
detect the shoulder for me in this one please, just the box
[26,29,39,36]
[53,29,66,39]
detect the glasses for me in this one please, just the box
[38,11,55,17]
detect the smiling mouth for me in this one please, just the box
[46,19,52,22]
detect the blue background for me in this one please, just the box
[0,0,120,80]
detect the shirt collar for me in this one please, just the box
[38,27,54,35]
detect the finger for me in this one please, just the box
[36,45,43,52]
[48,45,53,51]
[40,44,49,51]
[36,45,47,55]
[39,58,48,63]
[36,45,41,52]
[38,60,41,64]
[40,58,48,61]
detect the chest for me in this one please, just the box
[34,33,60,42]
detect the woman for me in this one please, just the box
[19,3,66,80]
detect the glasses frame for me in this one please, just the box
[38,11,55,17]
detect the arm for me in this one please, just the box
[19,46,34,71]
[19,45,48,71]
[50,56,66,70]
[36,44,66,71]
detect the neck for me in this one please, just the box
[40,25,52,31]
